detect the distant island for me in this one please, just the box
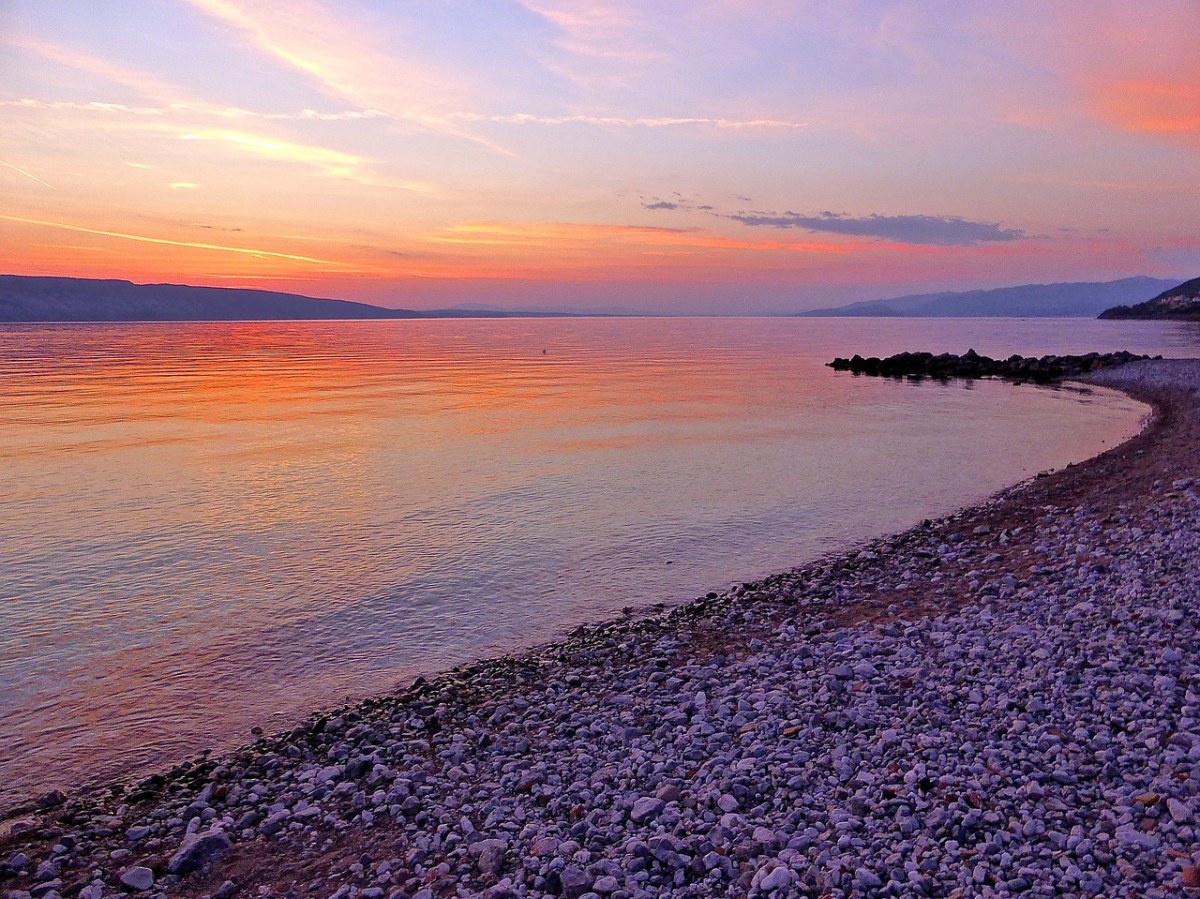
[1098,276,1200,321]
[796,276,1178,318]
[0,276,591,323]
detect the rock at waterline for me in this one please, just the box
[826,348,1154,382]
[166,828,231,875]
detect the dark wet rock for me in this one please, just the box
[34,794,65,813]
[558,866,592,899]
[166,829,230,876]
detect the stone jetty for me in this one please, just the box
[827,349,1155,383]
[1,360,1198,899]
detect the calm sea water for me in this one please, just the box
[2,316,1199,805]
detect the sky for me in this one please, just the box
[2,0,1198,314]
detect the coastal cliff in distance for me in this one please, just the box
[1099,276,1200,321]
[0,275,576,322]
[797,276,1177,318]
[0,276,420,322]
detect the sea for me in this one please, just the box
[2,316,1199,806]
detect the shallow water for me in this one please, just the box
[2,316,1198,805]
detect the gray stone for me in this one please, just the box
[119,868,154,892]
[471,840,507,877]
[629,797,664,824]
[167,828,232,875]
[756,865,791,892]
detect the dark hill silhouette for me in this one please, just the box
[0,276,579,322]
[1099,276,1200,321]
[797,277,1177,318]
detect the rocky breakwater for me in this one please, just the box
[2,359,1200,899]
[827,349,1155,383]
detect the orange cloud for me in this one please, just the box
[975,4,1200,155]
[429,221,852,255]
[178,129,364,177]
[1091,77,1200,138]
[1013,5,1200,150]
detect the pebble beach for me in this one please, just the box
[3,358,1199,899]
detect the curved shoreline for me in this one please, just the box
[3,359,1198,898]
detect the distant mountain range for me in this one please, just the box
[796,277,1178,318]
[1098,276,1200,321]
[447,302,648,317]
[4,273,1193,323]
[0,276,592,322]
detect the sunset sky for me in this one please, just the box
[2,1,1198,313]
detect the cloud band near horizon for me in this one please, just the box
[642,197,1026,246]
[733,211,1026,246]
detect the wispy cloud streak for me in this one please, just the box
[4,35,193,104]
[0,159,56,190]
[6,98,795,134]
[518,0,656,63]
[4,98,432,190]
[641,196,1026,246]
[0,98,386,122]
[178,129,362,175]
[451,112,805,129]
[183,0,512,154]
[0,214,348,266]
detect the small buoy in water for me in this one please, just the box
[542,348,547,354]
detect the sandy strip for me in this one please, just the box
[2,359,1198,899]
